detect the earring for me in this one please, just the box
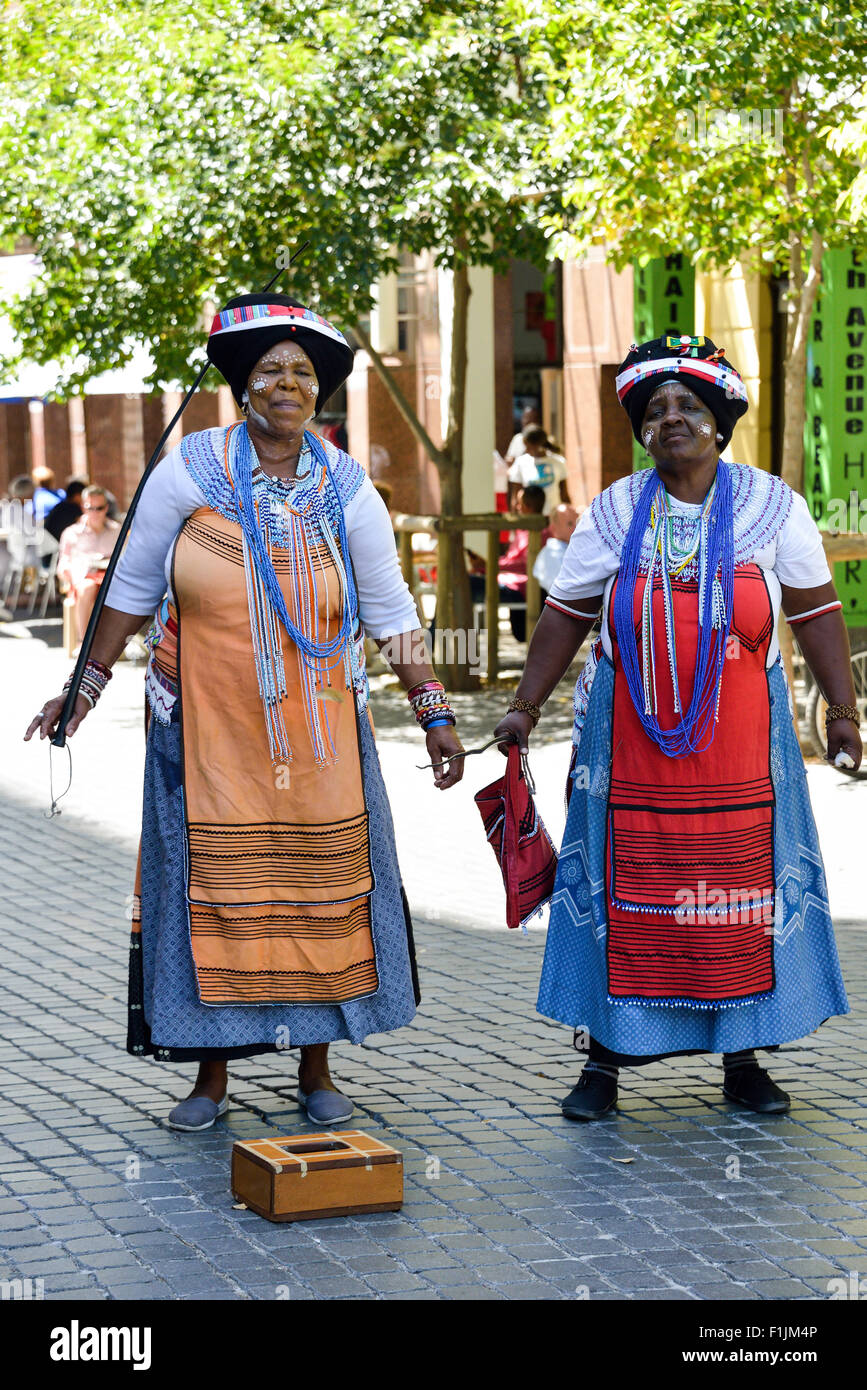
[241,390,249,414]
[715,432,723,443]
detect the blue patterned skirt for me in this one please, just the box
[537,655,849,1056]
[127,706,419,1060]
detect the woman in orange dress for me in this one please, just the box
[27,293,464,1130]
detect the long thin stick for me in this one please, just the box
[51,247,308,747]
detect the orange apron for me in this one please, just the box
[140,505,378,1007]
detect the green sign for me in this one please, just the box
[632,255,696,470]
[805,247,867,626]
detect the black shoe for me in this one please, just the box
[561,1069,617,1121]
[723,1064,790,1115]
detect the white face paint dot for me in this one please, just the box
[697,421,712,436]
[251,377,267,392]
[643,429,654,447]
[259,350,311,370]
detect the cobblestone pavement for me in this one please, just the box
[1,621,866,1301]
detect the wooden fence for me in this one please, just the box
[392,512,548,682]
[388,516,867,684]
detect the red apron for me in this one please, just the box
[607,563,776,1003]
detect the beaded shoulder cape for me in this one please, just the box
[590,462,793,571]
[178,425,366,528]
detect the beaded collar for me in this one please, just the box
[179,425,365,525]
[590,462,792,569]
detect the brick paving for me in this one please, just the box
[1,621,866,1300]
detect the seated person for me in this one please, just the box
[44,478,87,542]
[31,466,64,522]
[57,485,121,642]
[470,484,546,641]
[507,425,569,513]
[533,503,580,593]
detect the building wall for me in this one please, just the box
[0,401,31,492]
[696,260,773,472]
[347,253,443,516]
[561,251,634,508]
[42,401,72,479]
[458,264,496,521]
[83,395,145,505]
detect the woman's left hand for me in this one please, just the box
[425,725,465,789]
[826,718,863,771]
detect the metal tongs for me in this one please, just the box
[416,732,536,793]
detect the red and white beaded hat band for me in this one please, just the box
[206,293,355,408]
[615,338,748,407]
[615,334,749,448]
[208,301,350,348]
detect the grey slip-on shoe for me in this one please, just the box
[166,1093,230,1132]
[296,1087,354,1124]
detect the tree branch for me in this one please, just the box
[353,322,449,471]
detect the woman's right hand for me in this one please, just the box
[23,692,92,742]
[493,710,535,755]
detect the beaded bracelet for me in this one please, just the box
[825,703,860,726]
[415,704,456,730]
[506,697,542,727]
[407,680,443,700]
[407,679,456,731]
[63,658,113,710]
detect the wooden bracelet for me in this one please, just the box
[507,697,541,726]
[824,703,860,726]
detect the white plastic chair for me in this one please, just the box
[2,530,41,611]
[28,530,60,617]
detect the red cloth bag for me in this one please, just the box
[474,744,558,929]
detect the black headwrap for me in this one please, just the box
[206,293,355,410]
[615,335,749,450]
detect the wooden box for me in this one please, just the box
[230,1130,404,1223]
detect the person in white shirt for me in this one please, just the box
[495,332,860,1125]
[57,485,121,641]
[533,503,580,593]
[507,425,570,513]
[503,405,541,466]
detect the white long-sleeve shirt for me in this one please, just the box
[106,444,419,640]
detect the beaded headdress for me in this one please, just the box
[207,293,355,408]
[615,335,748,448]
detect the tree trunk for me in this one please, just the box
[780,230,824,493]
[435,255,479,691]
[778,193,824,748]
[779,149,824,494]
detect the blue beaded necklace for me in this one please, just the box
[229,423,359,767]
[613,461,735,757]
